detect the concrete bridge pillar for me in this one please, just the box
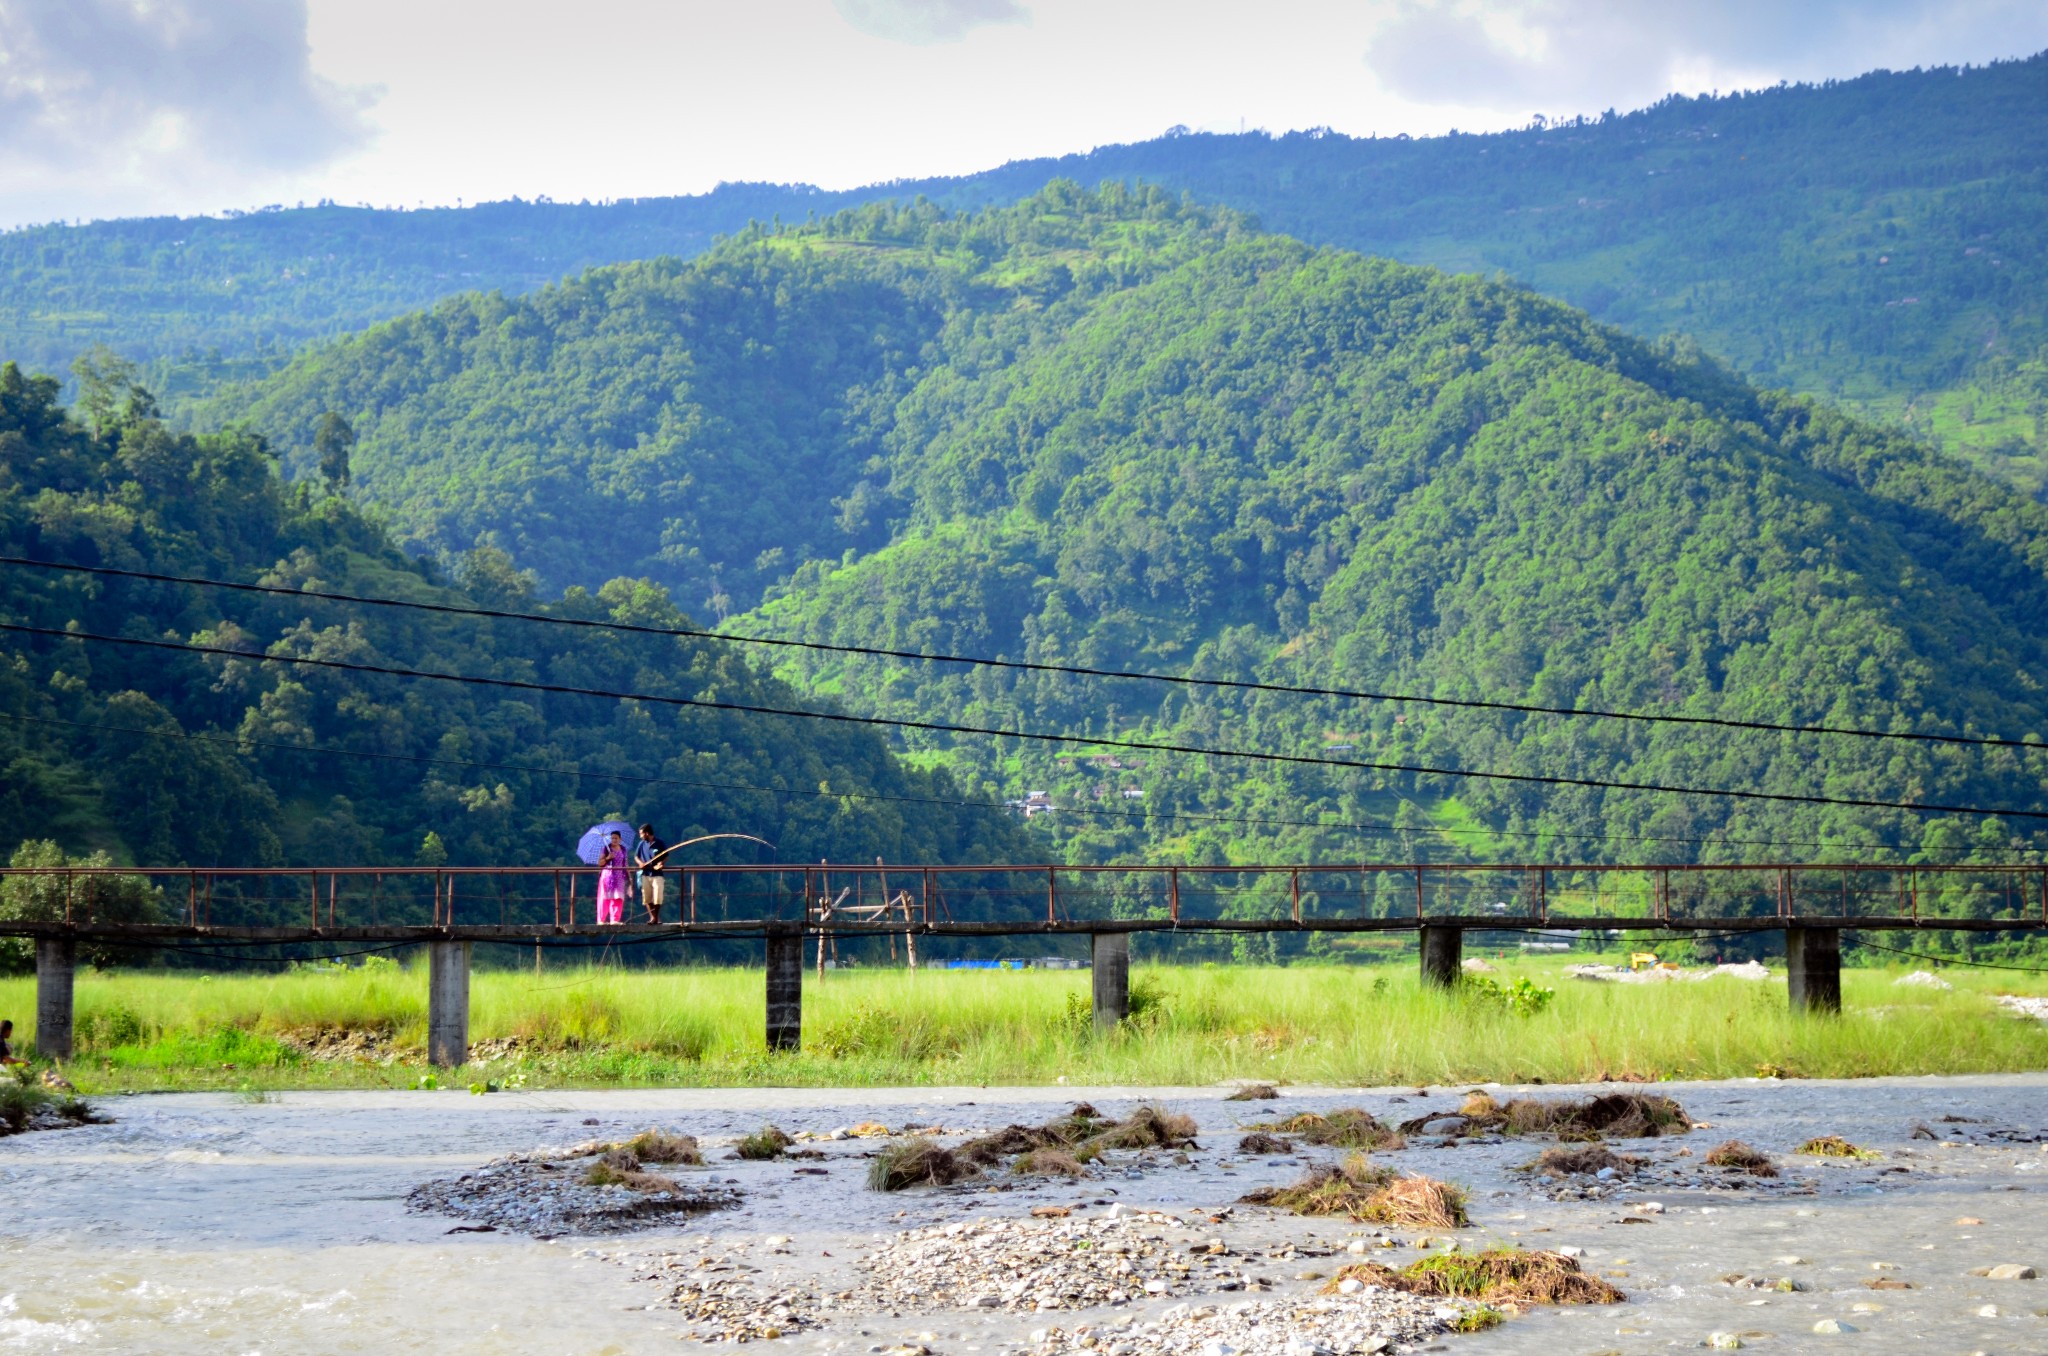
[766,924,803,1051]
[1786,926,1842,1014]
[1091,932,1130,1031]
[35,937,74,1061]
[426,940,471,1067]
[1419,924,1463,990]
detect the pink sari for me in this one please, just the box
[597,843,630,923]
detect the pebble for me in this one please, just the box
[1811,1319,1858,1334]
[1984,1263,2038,1279]
[1706,1334,1744,1350]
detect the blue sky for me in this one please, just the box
[2,0,2044,228]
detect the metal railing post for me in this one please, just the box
[1290,869,1302,925]
[1047,867,1057,925]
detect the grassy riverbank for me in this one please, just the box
[3,956,2045,1092]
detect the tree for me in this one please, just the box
[313,411,356,492]
[69,344,145,436]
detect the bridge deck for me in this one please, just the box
[1,861,2042,941]
[0,914,2034,942]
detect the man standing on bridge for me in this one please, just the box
[636,823,669,923]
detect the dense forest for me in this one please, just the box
[200,186,2048,877]
[4,55,2043,486]
[0,359,1025,891]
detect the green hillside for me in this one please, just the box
[8,56,2045,487]
[207,188,2048,867]
[0,361,1023,883]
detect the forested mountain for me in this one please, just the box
[7,55,2044,485]
[0,361,1024,875]
[204,187,2048,868]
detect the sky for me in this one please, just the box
[2,0,2045,229]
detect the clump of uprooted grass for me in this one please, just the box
[583,1146,679,1192]
[1407,1091,1690,1141]
[1796,1135,1879,1160]
[1237,1131,1293,1154]
[734,1125,794,1160]
[1225,1083,1279,1101]
[959,1103,1110,1165]
[1252,1107,1404,1151]
[1242,1153,1468,1228]
[1704,1140,1778,1177]
[1525,1144,1644,1178]
[1084,1103,1199,1151]
[1013,1147,1087,1178]
[623,1129,703,1165]
[1327,1247,1624,1307]
[868,1136,982,1191]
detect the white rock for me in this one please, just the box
[1706,1334,1744,1350]
[1336,1278,1363,1295]
[1977,1304,2000,1317]
[1811,1319,1858,1334]
[1894,969,1952,989]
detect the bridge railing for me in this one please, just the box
[1,860,2044,933]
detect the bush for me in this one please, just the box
[1461,974,1556,1016]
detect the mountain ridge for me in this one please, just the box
[7,54,2045,486]
[201,187,2048,867]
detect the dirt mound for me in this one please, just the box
[1251,1107,1404,1150]
[1328,1247,1624,1307]
[1084,1104,1198,1151]
[1242,1154,1467,1228]
[1406,1091,1690,1141]
[868,1137,982,1191]
[1236,1132,1294,1154]
[1704,1140,1778,1176]
[1527,1144,1644,1178]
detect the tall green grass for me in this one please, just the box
[1,957,2043,1091]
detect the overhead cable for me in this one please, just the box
[5,555,2038,752]
[9,620,2046,821]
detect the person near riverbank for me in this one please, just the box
[0,1019,22,1067]
[635,823,668,923]
[597,830,631,925]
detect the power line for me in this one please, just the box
[1850,935,2048,974]
[7,555,2039,753]
[9,620,2046,822]
[0,709,1925,856]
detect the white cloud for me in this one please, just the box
[1364,0,2048,116]
[832,0,1029,44]
[0,0,375,221]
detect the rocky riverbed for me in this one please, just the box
[0,1076,2044,1353]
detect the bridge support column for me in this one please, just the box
[766,924,803,1052]
[1786,927,1842,1015]
[1091,932,1130,1031]
[1419,925,1463,990]
[35,937,74,1061]
[427,941,471,1067]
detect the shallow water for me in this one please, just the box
[2,1077,2045,1353]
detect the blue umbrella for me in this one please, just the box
[577,819,635,865]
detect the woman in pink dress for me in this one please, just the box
[597,830,631,925]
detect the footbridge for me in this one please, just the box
[4,861,2040,1065]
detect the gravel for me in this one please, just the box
[406,1145,741,1236]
